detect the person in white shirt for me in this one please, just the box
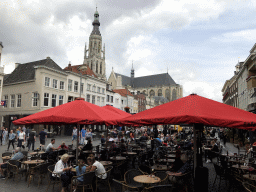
[18,129,25,149]
[2,128,8,146]
[72,127,78,145]
[46,139,56,153]
[53,154,72,192]
[87,155,106,179]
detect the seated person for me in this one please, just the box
[206,138,219,163]
[109,141,118,153]
[57,141,69,150]
[139,135,148,142]
[45,139,56,153]
[86,156,106,179]
[53,154,73,192]
[82,139,93,151]
[0,147,24,178]
[170,146,184,172]
[72,159,87,191]
[119,139,127,152]
[167,159,192,181]
[101,135,106,144]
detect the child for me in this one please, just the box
[73,159,87,192]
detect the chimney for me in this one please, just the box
[15,63,20,69]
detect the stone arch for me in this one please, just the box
[172,89,177,101]
[158,89,162,96]
[100,62,102,74]
[149,90,155,97]
[96,61,98,73]
[165,89,170,101]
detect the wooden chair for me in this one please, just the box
[124,169,144,188]
[71,171,95,192]
[46,164,61,192]
[143,184,173,192]
[112,179,139,192]
[138,164,151,175]
[243,181,256,192]
[154,171,168,185]
[96,166,113,192]
[5,160,27,182]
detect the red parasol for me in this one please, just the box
[118,94,256,130]
[102,105,131,118]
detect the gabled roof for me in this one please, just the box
[4,58,63,85]
[63,64,97,78]
[115,72,177,88]
[113,89,133,97]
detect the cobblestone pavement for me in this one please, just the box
[0,134,249,192]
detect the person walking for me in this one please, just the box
[18,129,25,149]
[27,129,36,151]
[16,127,21,147]
[39,128,47,150]
[7,130,15,151]
[72,127,78,145]
[80,127,86,145]
[2,128,8,146]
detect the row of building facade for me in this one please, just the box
[222,43,256,113]
[0,9,183,133]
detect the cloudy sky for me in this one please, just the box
[0,0,256,102]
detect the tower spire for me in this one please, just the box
[91,7,101,36]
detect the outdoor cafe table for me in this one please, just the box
[133,175,161,187]
[121,152,137,156]
[30,151,45,156]
[83,150,97,154]
[110,156,126,161]
[243,174,256,181]
[166,154,176,159]
[58,154,75,159]
[99,161,113,167]
[151,165,170,171]
[22,159,45,165]
[232,165,254,171]
[2,156,11,163]
[159,159,175,163]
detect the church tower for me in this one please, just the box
[83,8,106,79]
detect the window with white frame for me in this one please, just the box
[17,94,21,107]
[102,88,105,94]
[44,93,49,106]
[59,95,64,105]
[68,79,73,91]
[32,92,39,107]
[68,96,73,103]
[101,97,105,106]
[97,96,100,105]
[45,77,50,87]
[52,94,57,107]
[4,95,8,108]
[74,81,78,92]
[0,80,2,87]
[60,81,64,90]
[87,84,91,91]
[111,96,113,103]
[87,94,90,103]
[97,87,100,93]
[81,83,84,94]
[11,95,15,108]
[92,95,95,104]
[53,79,58,89]
[107,95,110,102]
[92,85,96,92]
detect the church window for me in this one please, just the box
[96,61,98,73]
[100,63,102,74]
[91,60,93,69]
[158,89,162,97]
[94,42,96,49]
[165,89,170,101]
[172,89,177,101]
[150,90,155,97]
[98,42,101,53]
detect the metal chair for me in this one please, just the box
[112,179,139,192]
[96,166,113,192]
[71,171,95,192]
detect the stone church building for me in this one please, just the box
[108,66,183,102]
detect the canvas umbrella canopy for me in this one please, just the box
[102,105,132,118]
[13,99,125,126]
[119,94,256,130]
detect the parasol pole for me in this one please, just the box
[76,123,80,164]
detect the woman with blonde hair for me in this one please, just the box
[53,153,72,192]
